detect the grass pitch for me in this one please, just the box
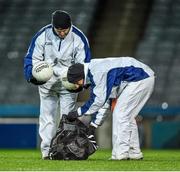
[0,149,180,171]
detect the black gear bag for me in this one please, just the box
[48,115,97,160]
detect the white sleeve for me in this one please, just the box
[79,72,109,115]
[31,33,45,63]
[24,32,45,80]
[73,33,91,63]
[92,99,111,126]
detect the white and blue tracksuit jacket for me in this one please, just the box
[24,24,91,91]
[77,57,155,124]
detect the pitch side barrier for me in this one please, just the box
[0,105,39,148]
[0,105,39,117]
[0,105,180,117]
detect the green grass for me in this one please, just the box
[0,149,180,171]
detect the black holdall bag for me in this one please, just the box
[48,115,97,160]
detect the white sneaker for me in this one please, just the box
[43,156,50,160]
[111,153,129,160]
[129,152,143,160]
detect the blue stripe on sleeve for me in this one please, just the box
[72,26,91,62]
[81,66,150,115]
[24,25,52,81]
[81,70,96,114]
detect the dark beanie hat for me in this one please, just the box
[67,63,85,83]
[52,10,71,29]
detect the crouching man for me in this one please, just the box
[65,57,155,160]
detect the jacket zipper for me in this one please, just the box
[58,39,62,51]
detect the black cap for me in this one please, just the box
[67,63,85,84]
[52,10,71,29]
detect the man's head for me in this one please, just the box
[67,63,85,88]
[52,10,71,38]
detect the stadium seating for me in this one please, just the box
[91,0,152,57]
[135,0,180,106]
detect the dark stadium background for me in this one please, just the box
[0,0,179,149]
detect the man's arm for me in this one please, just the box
[90,99,111,127]
[72,26,91,64]
[67,71,111,123]
[24,31,46,83]
[78,71,109,115]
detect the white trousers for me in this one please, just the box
[112,76,155,158]
[38,88,77,157]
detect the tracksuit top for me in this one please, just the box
[77,57,155,116]
[24,24,91,91]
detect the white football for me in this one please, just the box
[61,70,77,90]
[32,61,53,82]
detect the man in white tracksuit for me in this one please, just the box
[24,10,91,159]
[66,57,155,160]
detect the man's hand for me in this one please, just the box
[67,86,83,93]
[67,111,78,121]
[88,125,96,136]
[29,77,46,85]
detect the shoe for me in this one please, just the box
[43,156,50,160]
[129,152,143,160]
[111,154,129,160]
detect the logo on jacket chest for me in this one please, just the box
[45,42,52,46]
